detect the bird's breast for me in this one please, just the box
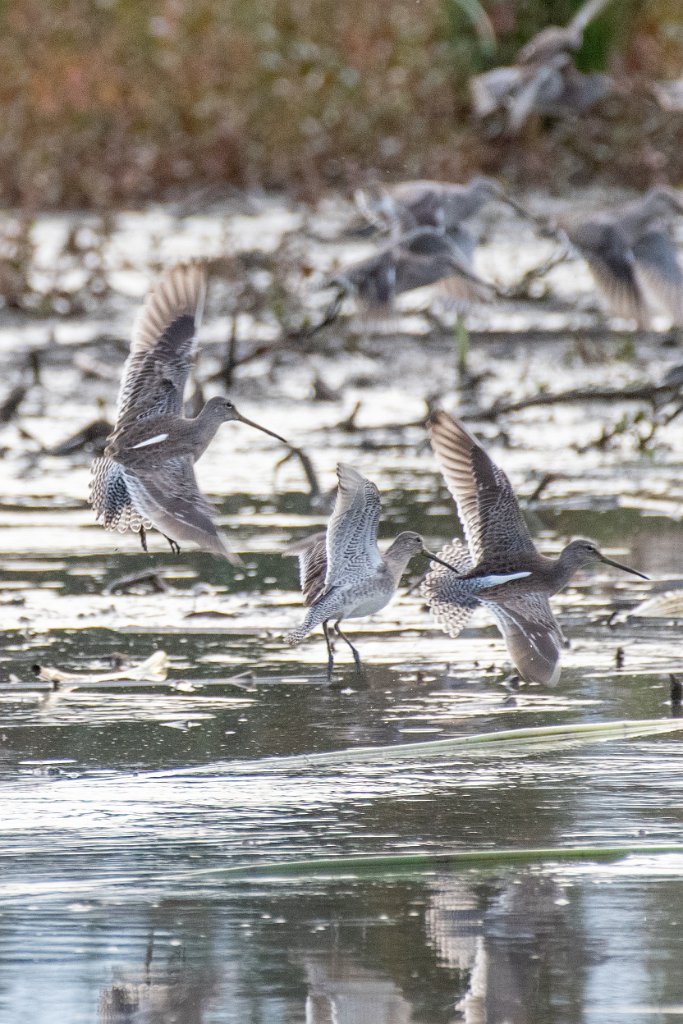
[342,575,396,619]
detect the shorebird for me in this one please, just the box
[515,0,614,67]
[332,227,491,310]
[89,263,288,561]
[470,0,614,132]
[354,176,529,237]
[421,412,648,685]
[285,463,525,677]
[566,187,683,328]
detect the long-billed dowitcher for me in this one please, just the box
[515,0,613,66]
[286,463,526,678]
[470,0,614,130]
[333,227,490,310]
[89,263,288,561]
[421,412,648,685]
[355,176,529,236]
[567,188,683,328]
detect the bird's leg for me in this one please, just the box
[164,535,181,555]
[139,526,148,553]
[322,621,335,681]
[334,621,363,675]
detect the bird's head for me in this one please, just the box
[387,532,464,575]
[203,397,289,445]
[561,539,648,579]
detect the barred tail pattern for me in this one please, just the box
[285,589,344,646]
[421,539,478,639]
[285,623,312,647]
[89,457,150,533]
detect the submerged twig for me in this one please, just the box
[503,245,571,300]
[274,444,322,501]
[471,379,682,422]
[0,385,28,423]
[526,472,557,502]
[220,315,239,389]
[47,418,112,456]
[103,570,173,595]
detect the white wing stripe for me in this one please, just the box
[131,433,169,449]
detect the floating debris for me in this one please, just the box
[33,650,169,686]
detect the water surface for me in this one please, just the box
[1,198,683,1022]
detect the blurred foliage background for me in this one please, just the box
[0,0,681,209]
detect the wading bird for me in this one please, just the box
[332,227,491,311]
[286,463,525,677]
[422,412,648,684]
[355,176,530,237]
[89,263,288,560]
[470,0,615,133]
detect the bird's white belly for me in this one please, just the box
[344,586,394,619]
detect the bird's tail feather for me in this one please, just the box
[285,623,310,647]
[286,590,343,645]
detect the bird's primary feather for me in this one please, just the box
[323,464,383,591]
[428,412,536,567]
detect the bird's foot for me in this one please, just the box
[164,535,181,555]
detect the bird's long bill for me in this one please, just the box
[422,549,462,575]
[503,196,547,228]
[599,553,649,580]
[235,413,290,446]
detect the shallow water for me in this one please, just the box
[2,198,683,1022]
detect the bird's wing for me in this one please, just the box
[90,264,205,534]
[336,251,397,306]
[324,464,383,590]
[482,592,564,684]
[115,263,207,423]
[421,539,478,638]
[287,531,328,605]
[122,456,238,562]
[393,231,489,299]
[401,188,447,230]
[89,456,151,533]
[534,68,611,116]
[567,0,613,35]
[354,185,409,233]
[516,28,577,66]
[633,230,683,326]
[570,222,649,327]
[507,64,565,131]
[470,66,524,117]
[428,412,536,566]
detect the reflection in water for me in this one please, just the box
[427,874,581,1023]
[303,957,414,1024]
[99,962,218,1024]
[66,864,680,1024]
[2,203,683,1022]
[0,857,683,1021]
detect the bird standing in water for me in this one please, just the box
[286,463,526,678]
[90,263,288,561]
[422,412,648,684]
